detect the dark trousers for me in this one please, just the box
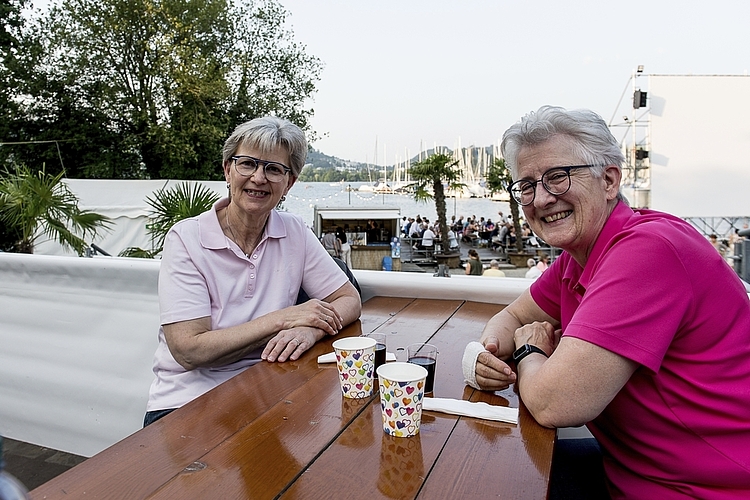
[550,438,610,500]
[143,408,176,427]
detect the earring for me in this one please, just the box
[276,195,286,209]
[226,183,230,189]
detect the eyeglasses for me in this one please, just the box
[231,155,292,183]
[509,165,595,206]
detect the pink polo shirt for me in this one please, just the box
[147,199,349,411]
[531,202,750,499]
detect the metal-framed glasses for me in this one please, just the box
[231,155,292,183]
[509,165,595,206]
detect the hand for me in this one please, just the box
[475,351,516,391]
[261,327,319,362]
[513,321,559,356]
[284,299,343,336]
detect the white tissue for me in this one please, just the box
[423,397,518,424]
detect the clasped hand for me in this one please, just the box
[262,299,343,363]
[475,321,558,391]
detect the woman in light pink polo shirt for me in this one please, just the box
[145,117,361,426]
[472,106,750,499]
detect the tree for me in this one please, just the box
[3,0,321,180]
[487,157,524,253]
[120,181,220,257]
[0,164,111,254]
[407,153,466,255]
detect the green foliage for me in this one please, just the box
[488,158,523,253]
[407,153,466,254]
[0,164,111,254]
[119,181,220,257]
[1,0,322,180]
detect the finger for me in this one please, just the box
[476,373,515,391]
[276,338,302,363]
[477,352,513,376]
[483,335,500,354]
[318,314,338,335]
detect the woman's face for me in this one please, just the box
[516,135,620,265]
[223,145,296,217]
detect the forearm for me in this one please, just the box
[479,309,521,359]
[167,312,287,370]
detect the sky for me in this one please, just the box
[279,0,750,164]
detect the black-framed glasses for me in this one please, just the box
[509,165,595,206]
[231,155,292,183]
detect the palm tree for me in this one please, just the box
[407,153,466,255]
[119,181,220,258]
[0,165,111,255]
[487,158,524,253]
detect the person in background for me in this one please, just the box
[535,253,549,272]
[421,223,435,253]
[336,226,352,269]
[482,259,505,277]
[145,116,361,427]
[524,257,542,279]
[321,228,340,257]
[465,248,483,275]
[472,105,750,498]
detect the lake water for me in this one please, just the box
[283,181,511,227]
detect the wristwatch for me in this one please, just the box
[512,344,548,364]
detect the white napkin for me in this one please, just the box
[317,351,397,364]
[423,397,518,424]
[462,341,487,390]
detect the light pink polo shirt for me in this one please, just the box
[531,201,750,499]
[147,199,349,411]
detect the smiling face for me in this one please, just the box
[516,135,621,266]
[223,144,296,219]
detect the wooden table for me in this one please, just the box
[30,297,555,499]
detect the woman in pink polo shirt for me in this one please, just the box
[145,117,361,426]
[472,106,750,499]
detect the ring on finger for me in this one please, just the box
[290,338,299,346]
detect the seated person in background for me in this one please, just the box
[524,257,542,279]
[144,116,361,427]
[420,223,435,252]
[465,248,483,275]
[535,253,549,272]
[482,259,505,277]
[472,105,750,498]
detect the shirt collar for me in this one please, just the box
[199,198,288,251]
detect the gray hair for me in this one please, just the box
[222,116,307,176]
[501,106,625,181]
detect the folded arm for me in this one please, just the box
[164,281,361,369]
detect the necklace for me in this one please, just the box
[225,207,264,258]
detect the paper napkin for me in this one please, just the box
[423,397,518,424]
[317,351,397,364]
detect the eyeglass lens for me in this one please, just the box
[233,156,289,182]
[510,168,574,206]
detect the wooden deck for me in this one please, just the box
[30,297,555,499]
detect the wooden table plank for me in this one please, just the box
[370,298,464,359]
[281,300,511,499]
[147,367,376,499]
[360,296,414,334]
[417,302,555,499]
[29,321,367,499]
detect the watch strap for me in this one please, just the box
[512,344,548,364]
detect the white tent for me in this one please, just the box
[35,179,228,257]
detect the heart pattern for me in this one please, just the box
[378,375,426,438]
[335,345,375,399]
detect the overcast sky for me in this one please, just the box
[280,0,750,164]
